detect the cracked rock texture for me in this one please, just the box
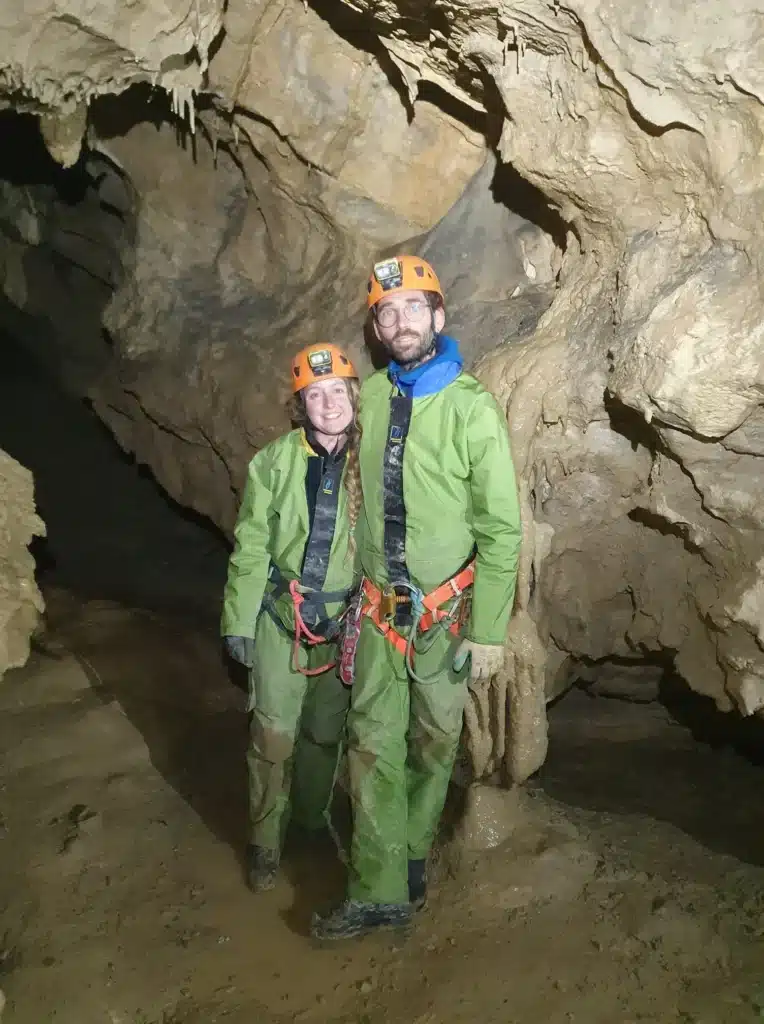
[0,448,45,679]
[2,0,764,774]
[0,0,223,115]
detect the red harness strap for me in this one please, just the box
[289,579,338,677]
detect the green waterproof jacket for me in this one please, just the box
[221,428,355,639]
[356,370,521,646]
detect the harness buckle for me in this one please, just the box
[380,585,399,623]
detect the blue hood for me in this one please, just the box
[388,334,464,397]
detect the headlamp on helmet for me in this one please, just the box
[373,258,404,292]
[307,348,333,377]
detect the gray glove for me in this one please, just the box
[224,635,255,669]
[453,639,505,686]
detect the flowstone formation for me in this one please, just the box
[0,448,45,680]
[0,0,223,164]
[1,0,763,781]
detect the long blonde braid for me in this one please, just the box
[343,381,363,557]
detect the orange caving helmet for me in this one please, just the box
[366,255,444,308]
[290,343,358,394]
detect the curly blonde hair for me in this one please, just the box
[288,379,363,556]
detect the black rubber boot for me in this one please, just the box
[246,844,279,893]
[408,858,427,912]
[310,900,413,941]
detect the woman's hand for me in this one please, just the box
[224,635,255,668]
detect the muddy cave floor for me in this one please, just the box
[4,612,764,1024]
[3,341,764,1023]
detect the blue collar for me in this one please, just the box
[388,334,464,397]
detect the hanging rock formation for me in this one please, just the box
[1,0,763,786]
[0,0,223,149]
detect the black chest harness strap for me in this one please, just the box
[262,448,351,643]
[382,394,414,625]
[301,451,345,596]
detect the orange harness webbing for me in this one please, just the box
[361,562,474,656]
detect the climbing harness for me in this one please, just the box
[258,431,356,677]
[362,379,475,683]
[260,566,354,677]
[288,578,339,678]
[360,562,474,684]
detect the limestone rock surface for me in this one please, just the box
[1,0,764,779]
[0,448,45,679]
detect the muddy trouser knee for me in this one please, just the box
[247,612,350,851]
[291,662,351,832]
[346,616,468,904]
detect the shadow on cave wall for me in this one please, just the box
[539,671,764,868]
[0,105,230,619]
[0,324,229,621]
[0,108,136,388]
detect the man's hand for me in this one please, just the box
[453,639,505,685]
[224,635,255,668]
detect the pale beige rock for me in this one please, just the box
[610,248,764,438]
[0,0,223,118]
[450,784,597,913]
[0,449,45,679]
[39,104,88,167]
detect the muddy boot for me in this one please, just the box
[408,858,427,912]
[246,844,279,892]
[310,900,413,941]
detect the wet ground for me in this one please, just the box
[3,604,764,1024]
[2,329,764,1023]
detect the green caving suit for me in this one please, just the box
[348,365,522,905]
[221,428,355,852]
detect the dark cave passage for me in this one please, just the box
[0,108,231,625]
[0,327,229,622]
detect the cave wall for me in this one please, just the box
[0,448,45,678]
[1,0,763,773]
[1,0,557,534]
[0,0,224,163]
[462,0,764,735]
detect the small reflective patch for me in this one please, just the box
[389,425,404,443]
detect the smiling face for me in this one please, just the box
[302,377,354,438]
[372,289,446,369]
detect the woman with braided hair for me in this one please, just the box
[222,343,361,892]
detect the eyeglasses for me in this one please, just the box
[375,300,430,328]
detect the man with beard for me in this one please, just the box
[312,255,522,940]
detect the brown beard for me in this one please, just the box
[387,326,436,370]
